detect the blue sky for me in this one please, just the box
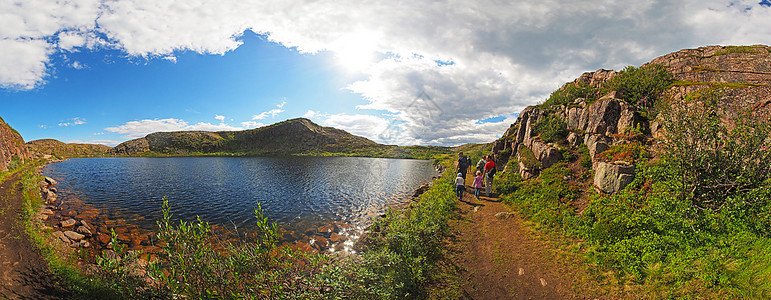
[1,1,769,146]
[2,32,373,145]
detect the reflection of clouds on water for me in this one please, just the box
[43,156,437,250]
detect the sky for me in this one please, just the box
[1,0,770,147]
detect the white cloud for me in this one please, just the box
[302,110,320,118]
[66,139,121,147]
[3,0,771,143]
[240,121,265,128]
[215,114,226,122]
[277,100,286,108]
[58,117,86,127]
[105,118,244,139]
[252,108,285,120]
[319,113,391,143]
[39,124,47,129]
[69,61,86,69]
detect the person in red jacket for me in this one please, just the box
[483,157,497,197]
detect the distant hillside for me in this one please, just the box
[26,139,112,158]
[110,118,449,159]
[0,117,31,171]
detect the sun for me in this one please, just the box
[333,32,379,72]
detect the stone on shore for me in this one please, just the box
[76,226,92,236]
[60,219,76,227]
[64,230,85,241]
[44,177,58,186]
[41,208,54,215]
[52,231,71,244]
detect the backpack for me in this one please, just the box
[458,156,469,169]
[487,162,497,177]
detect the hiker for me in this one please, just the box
[483,156,497,197]
[457,152,471,179]
[455,173,465,199]
[476,155,487,173]
[473,170,484,200]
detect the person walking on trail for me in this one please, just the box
[476,155,487,187]
[472,170,484,200]
[483,157,497,197]
[476,155,487,173]
[455,173,465,199]
[457,152,471,179]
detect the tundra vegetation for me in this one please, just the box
[498,65,771,298]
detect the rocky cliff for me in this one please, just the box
[492,45,771,193]
[0,117,31,171]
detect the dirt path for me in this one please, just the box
[0,171,65,299]
[449,178,599,299]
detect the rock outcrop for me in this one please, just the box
[490,45,771,194]
[0,117,31,171]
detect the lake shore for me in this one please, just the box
[33,157,444,265]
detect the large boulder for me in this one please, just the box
[594,162,635,194]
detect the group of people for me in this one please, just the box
[454,152,496,200]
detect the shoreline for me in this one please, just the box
[34,158,443,263]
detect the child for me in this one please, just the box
[473,170,483,200]
[454,173,465,199]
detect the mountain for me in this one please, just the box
[109,118,448,159]
[26,139,112,158]
[0,117,31,171]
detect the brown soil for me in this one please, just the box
[0,171,67,299]
[448,180,607,299]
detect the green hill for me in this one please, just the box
[109,118,449,159]
[26,139,112,158]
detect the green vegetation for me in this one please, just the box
[698,45,766,58]
[540,81,599,107]
[517,145,541,169]
[532,114,568,143]
[601,64,674,109]
[495,90,771,297]
[593,143,647,164]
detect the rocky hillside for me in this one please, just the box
[26,139,112,158]
[0,117,31,171]
[491,45,771,194]
[109,118,444,158]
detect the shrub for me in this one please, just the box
[532,114,568,143]
[540,81,599,107]
[602,64,674,110]
[659,90,771,210]
[594,143,647,164]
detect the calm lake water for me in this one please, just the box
[42,156,438,238]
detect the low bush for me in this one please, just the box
[533,114,568,143]
[540,81,599,108]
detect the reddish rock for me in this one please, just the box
[318,224,335,233]
[60,219,76,227]
[96,233,111,245]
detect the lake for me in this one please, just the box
[43,156,438,251]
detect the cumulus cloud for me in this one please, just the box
[240,121,265,128]
[3,0,771,144]
[58,117,86,127]
[105,118,244,139]
[67,139,121,147]
[215,114,226,122]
